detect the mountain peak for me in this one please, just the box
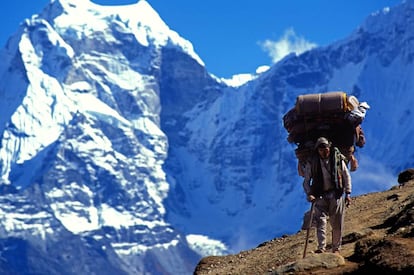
[1,0,414,274]
[359,0,414,35]
[39,0,204,65]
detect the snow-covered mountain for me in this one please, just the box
[0,0,413,274]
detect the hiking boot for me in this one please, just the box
[314,248,325,253]
[332,249,340,254]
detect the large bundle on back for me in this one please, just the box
[283,91,369,175]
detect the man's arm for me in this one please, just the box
[302,162,315,202]
[341,160,352,194]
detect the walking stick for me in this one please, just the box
[303,200,315,258]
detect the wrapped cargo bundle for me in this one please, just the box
[296,91,348,115]
[283,91,369,174]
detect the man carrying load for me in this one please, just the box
[302,137,352,254]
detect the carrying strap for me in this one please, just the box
[332,147,345,189]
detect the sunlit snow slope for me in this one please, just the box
[0,0,413,274]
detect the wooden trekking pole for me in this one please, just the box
[303,200,315,258]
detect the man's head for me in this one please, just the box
[315,137,331,159]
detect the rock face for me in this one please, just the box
[2,0,414,274]
[194,179,414,274]
[398,168,414,184]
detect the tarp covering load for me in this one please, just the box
[283,91,369,175]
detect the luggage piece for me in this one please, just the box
[283,91,369,174]
[295,147,314,162]
[295,91,348,115]
[282,107,298,131]
[287,119,355,146]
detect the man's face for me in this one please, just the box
[318,146,330,159]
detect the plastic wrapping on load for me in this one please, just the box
[345,101,370,126]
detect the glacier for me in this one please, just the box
[0,0,413,274]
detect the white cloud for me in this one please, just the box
[259,28,317,63]
[256,65,270,74]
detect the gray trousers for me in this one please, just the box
[314,191,345,251]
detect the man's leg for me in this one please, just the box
[315,201,328,252]
[330,196,345,252]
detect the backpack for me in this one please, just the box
[283,91,369,174]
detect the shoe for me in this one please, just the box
[332,249,340,254]
[314,248,325,253]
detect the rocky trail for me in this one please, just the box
[194,176,414,274]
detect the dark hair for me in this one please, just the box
[318,143,330,149]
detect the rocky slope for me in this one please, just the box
[194,172,414,274]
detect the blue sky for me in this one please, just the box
[0,0,402,78]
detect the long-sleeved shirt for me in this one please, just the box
[302,155,352,196]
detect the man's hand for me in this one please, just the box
[307,194,316,202]
[345,194,352,207]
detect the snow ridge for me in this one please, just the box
[0,0,413,274]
